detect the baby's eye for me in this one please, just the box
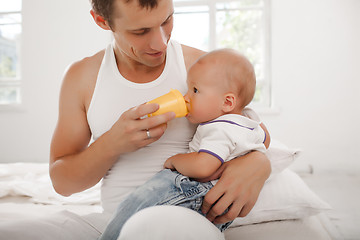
[193,87,198,93]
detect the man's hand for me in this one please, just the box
[105,103,176,157]
[201,151,271,224]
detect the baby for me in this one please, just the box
[99,49,269,240]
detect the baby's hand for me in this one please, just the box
[163,158,175,170]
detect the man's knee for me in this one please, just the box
[118,205,224,240]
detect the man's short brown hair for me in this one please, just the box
[90,0,159,28]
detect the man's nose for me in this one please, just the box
[150,27,168,51]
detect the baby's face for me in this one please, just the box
[184,61,226,124]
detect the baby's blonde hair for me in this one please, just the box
[197,49,256,109]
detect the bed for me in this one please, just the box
[0,141,342,239]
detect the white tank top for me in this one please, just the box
[87,40,197,213]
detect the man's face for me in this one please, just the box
[111,0,174,68]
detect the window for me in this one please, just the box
[172,0,271,108]
[0,0,22,105]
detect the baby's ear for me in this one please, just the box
[222,93,236,113]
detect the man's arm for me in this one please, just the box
[201,151,271,223]
[50,56,107,196]
[164,152,222,179]
[201,122,271,224]
[50,55,175,196]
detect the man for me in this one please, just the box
[0,0,271,239]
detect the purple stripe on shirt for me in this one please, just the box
[263,130,267,144]
[199,149,224,164]
[200,120,254,130]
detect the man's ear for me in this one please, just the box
[222,93,236,113]
[90,10,112,30]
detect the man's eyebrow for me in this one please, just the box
[131,11,174,31]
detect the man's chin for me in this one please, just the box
[143,59,165,68]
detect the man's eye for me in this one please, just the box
[193,87,198,93]
[133,29,149,35]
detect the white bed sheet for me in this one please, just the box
[0,196,102,223]
[0,163,341,240]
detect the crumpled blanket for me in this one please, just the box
[0,162,100,205]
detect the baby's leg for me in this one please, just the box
[99,169,182,240]
[118,205,225,240]
[99,170,229,240]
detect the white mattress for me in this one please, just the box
[0,196,339,240]
[0,163,341,239]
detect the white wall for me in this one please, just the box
[0,0,359,174]
[262,0,360,173]
[0,0,110,162]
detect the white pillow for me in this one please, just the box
[265,139,301,176]
[230,168,331,227]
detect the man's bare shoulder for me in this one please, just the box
[61,49,105,109]
[65,50,105,82]
[181,44,207,71]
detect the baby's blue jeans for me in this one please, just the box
[98,169,232,240]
